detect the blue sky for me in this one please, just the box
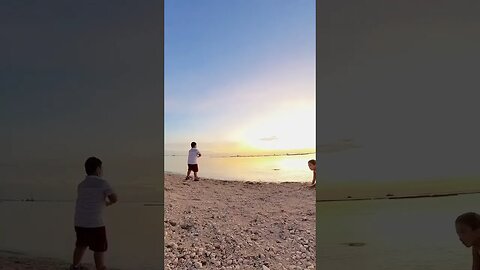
[165,0,316,154]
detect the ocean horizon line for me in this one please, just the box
[164,152,316,158]
[0,199,164,204]
[317,190,480,203]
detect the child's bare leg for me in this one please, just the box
[72,245,87,266]
[194,172,199,180]
[186,169,192,179]
[94,252,107,270]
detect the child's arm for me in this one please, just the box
[308,171,316,188]
[106,193,118,206]
[103,181,118,206]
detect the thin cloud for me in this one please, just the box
[260,136,278,141]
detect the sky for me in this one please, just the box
[318,0,480,183]
[0,1,163,200]
[164,0,316,155]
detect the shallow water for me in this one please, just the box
[317,194,478,269]
[164,153,316,182]
[0,202,163,270]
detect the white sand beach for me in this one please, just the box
[164,173,316,270]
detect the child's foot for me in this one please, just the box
[194,177,200,181]
[185,176,191,180]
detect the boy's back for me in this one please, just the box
[186,142,202,181]
[74,175,114,228]
[188,148,201,165]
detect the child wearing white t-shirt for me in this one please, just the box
[71,157,118,270]
[186,142,202,181]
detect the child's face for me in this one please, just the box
[456,222,478,247]
[308,162,316,171]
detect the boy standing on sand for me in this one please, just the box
[455,212,480,269]
[186,142,202,181]
[307,159,316,188]
[71,157,118,270]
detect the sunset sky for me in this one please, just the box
[164,0,315,155]
[0,1,163,200]
[318,0,480,183]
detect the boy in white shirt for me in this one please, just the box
[186,142,202,181]
[70,157,118,270]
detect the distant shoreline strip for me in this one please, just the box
[164,152,316,158]
[0,199,164,204]
[317,191,480,203]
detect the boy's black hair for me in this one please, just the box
[191,142,197,148]
[308,159,316,165]
[85,156,102,175]
[456,212,480,230]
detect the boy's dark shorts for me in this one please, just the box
[75,226,108,252]
[188,164,199,172]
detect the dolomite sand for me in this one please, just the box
[164,173,316,270]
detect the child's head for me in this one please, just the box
[308,159,316,170]
[85,156,103,177]
[191,142,197,148]
[455,212,480,247]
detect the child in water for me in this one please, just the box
[455,212,480,269]
[308,159,316,188]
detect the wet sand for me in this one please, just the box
[0,251,69,270]
[0,251,122,270]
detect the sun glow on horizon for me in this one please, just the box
[162,102,316,155]
[236,105,315,153]
[165,0,315,157]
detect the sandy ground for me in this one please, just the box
[0,252,69,270]
[0,252,123,270]
[164,173,316,270]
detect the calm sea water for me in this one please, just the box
[164,153,316,182]
[0,202,162,270]
[317,194,479,270]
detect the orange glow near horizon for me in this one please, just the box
[234,105,315,154]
